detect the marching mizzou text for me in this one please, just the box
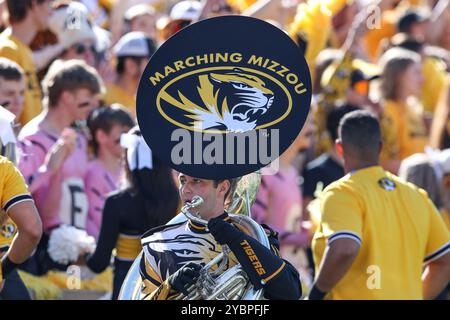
[149,52,308,95]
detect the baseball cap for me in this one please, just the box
[48,2,97,48]
[169,0,202,21]
[425,147,450,180]
[397,9,430,33]
[321,54,380,100]
[124,4,155,22]
[433,149,450,173]
[113,32,154,57]
[350,66,380,95]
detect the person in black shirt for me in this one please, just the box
[302,105,358,212]
[82,127,179,299]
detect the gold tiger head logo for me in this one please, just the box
[1,222,16,238]
[160,68,275,132]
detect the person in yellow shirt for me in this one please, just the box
[383,33,448,115]
[0,0,52,125]
[393,8,448,114]
[102,32,156,117]
[378,47,428,173]
[309,110,450,300]
[288,0,356,82]
[0,107,42,300]
[0,151,42,298]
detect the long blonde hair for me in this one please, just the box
[379,48,421,101]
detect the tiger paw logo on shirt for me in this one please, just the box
[378,177,396,191]
[0,219,17,249]
[137,16,312,179]
[1,222,15,238]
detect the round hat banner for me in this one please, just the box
[137,15,312,179]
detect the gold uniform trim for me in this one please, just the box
[116,234,141,261]
[263,261,286,283]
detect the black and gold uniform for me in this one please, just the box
[139,212,302,300]
[86,189,158,299]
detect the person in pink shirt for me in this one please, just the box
[85,104,135,240]
[17,60,103,274]
[252,115,314,245]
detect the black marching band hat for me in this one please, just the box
[136,15,312,180]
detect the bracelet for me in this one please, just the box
[308,284,327,300]
[0,256,19,278]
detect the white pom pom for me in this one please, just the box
[47,225,96,265]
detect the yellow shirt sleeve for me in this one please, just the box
[320,184,363,244]
[421,57,447,113]
[440,208,450,231]
[1,157,31,212]
[423,195,450,264]
[0,41,22,65]
[0,36,43,125]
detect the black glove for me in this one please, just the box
[207,216,237,245]
[207,216,302,299]
[168,262,202,296]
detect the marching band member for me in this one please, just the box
[139,172,302,300]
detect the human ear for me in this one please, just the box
[335,139,344,157]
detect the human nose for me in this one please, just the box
[181,183,193,197]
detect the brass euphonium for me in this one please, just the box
[118,172,268,300]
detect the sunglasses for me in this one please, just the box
[353,80,369,96]
[77,102,91,109]
[212,4,234,13]
[74,43,96,55]
[0,101,10,108]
